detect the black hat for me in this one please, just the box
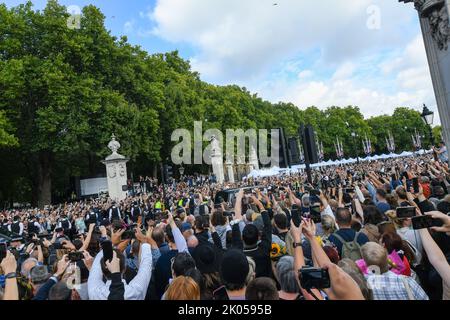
[220,249,249,286]
[193,244,219,274]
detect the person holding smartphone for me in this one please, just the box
[417,211,450,300]
[87,228,153,300]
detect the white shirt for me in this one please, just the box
[87,243,153,300]
[321,205,335,219]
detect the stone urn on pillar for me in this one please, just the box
[102,134,129,201]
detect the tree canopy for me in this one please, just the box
[0,1,434,206]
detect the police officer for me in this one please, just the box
[108,201,122,222]
[129,202,141,223]
[8,215,24,236]
[57,214,72,234]
[85,208,101,226]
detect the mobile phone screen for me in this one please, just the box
[412,216,433,230]
[412,215,443,230]
[291,206,302,227]
[101,240,113,262]
[396,206,416,219]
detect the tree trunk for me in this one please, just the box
[152,164,157,179]
[88,152,97,176]
[37,151,52,208]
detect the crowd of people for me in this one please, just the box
[0,153,449,300]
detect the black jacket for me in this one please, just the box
[232,210,272,278]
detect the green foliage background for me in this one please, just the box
[0,1,434,206]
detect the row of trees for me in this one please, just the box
[0,1,439,207]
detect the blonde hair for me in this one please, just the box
[360,242,389,274]
[321,215,337,235]
[245,256,256,285]
[385,210,407,229]
[165,276,200,300]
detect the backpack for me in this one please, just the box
[333,232,362,261]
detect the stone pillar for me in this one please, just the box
[400,0,450,161]
[226,160,235,183]
[248,145,259,172]
[210,136,224,184]
[102,134,129,201]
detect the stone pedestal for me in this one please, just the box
[102,134,129,201]
[226,160,235,183]
[248,145,259,172]
[210,136,224,184]
[401,0,450,162]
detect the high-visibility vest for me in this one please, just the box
[155,201,162,210]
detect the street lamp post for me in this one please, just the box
[421,104,435,147]
[351,132,360,164]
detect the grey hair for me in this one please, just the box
[301,194,310,207]
[21,257,38,278]
[276,256,300,293]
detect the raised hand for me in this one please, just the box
[426,211,450,234]
[105,251,120,273]
[302,218,316,239]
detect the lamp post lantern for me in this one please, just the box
[421,104,435,147]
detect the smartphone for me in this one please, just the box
[396,206,416,219]
[344,188,355,194]
[101,240,113,262]
[0,242,7,261]
[412,177,420,194]
[54,227,63,233]
[299,267,331,290]
[68,251,84,262]
[310,189,321,197]
[412,216,444,230]
[212,285,229,300]
[291,205,302,228]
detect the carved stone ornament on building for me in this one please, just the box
[118,163,126,177]
[108,164,116,178]
[400,0,450,50]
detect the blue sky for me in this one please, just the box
[2,0,439,122]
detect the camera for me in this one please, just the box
[223,210,234,217]
[299,267,331,290]
[68,251,84,262]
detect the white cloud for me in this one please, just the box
[149,0,417,82]
[298,70,313,79]
[147,0,437,120]
[251,34,437,121]
[124,20,135,33]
